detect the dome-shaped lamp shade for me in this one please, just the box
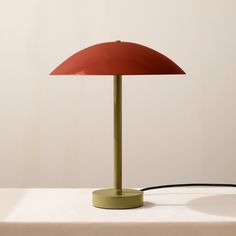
[50,41,185,75]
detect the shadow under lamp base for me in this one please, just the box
[92,188,143,209]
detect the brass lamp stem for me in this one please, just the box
[114,75,122,195]
[92,74,143,208]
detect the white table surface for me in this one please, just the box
[0,187,236,236]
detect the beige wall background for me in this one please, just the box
[0,0,236,187]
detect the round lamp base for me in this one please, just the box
[92,188,143,209]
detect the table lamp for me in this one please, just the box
[50,41,185,209]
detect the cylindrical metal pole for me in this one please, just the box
[114,75,122,195]
[93,73,143,209]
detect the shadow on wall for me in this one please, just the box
[0,189,27,220]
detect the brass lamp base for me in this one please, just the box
[92,188,143,209]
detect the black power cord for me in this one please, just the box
[140,183,236,192]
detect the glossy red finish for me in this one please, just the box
[50,41,185,75]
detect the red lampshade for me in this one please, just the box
[50,41,185,75]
